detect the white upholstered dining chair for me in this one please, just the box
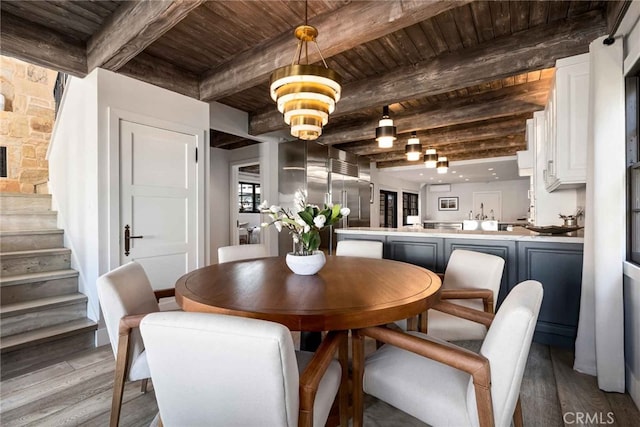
[426,249,505,340]
[140,311,348,427]
[97,261,177,427]
[335,240,383,259]
[359,280,543,427]
[217,244,269,263]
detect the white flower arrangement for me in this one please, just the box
[261,189,350,256]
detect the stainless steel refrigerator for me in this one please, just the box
[278,141,370,256]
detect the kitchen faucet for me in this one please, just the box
[475,203,487,220]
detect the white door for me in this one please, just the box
[120,120,198,290]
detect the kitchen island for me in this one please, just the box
[336,226,584,348]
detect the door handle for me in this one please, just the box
[124,224,143,257]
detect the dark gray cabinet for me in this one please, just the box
[337,232,583,348]
[387,236,444,272]
[517,242,583,348]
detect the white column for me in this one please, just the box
[574,36,625,392]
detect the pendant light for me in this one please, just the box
[269,1,341,141]
[375,105,396,148]
[436,156,449,174]
[405,132,421,161]
[423,148,438,168]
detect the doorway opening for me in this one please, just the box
[231,162,261,245]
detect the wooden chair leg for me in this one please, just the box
[110,333,131,427]
[338,332,349,427]
[352,330,365,427]
[513,395,524,427]
[141,378,148,393]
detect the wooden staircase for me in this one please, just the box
[0,193,97,379]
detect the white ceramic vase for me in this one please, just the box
[285,251,326,275]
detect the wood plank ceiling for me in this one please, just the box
[1,1,623,168]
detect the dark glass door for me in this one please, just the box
[380,190,397,228]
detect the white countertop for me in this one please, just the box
[336,226,584,243]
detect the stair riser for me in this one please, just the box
[1,276,78,305]
[0,214,57,231]
[0,233,64,252]
[1,300,87,338]
[0,196,51,212]
[1,331,95,380]
[1,253,71,276]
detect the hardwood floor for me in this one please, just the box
[0,340,637,426]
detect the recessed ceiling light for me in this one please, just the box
[452,171,457,174]
[492,173,496,176]
[465,178,469,181]
[419,173,423,176]
[438,180,442,183]
[430,177,433,180]
[495,177,499,179]
[459,175,463,178]
[488,168,494,171]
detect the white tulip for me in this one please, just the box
[261,222,269,227]
[258,200,269,210]
[295,215,306,227]
[340,207,351,216]
[304,224,310,233]
[313,214,326,228]
[292,234,300,243]
[275,222,282,232]
[270,205,281,213]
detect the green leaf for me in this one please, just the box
[298,210,314,225]
[332,204,342,218]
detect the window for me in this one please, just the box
[627,75,640,263]
[380,190,397,228]
[402,192,419,225]
[239,182,260,213]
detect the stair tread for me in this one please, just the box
[0,229,63,236]
[0,318,97,353]
[1,293,87,317]
[1,211,57,215]
[0,248,71,258]
[0,193,51,199]
[0,269,78,286]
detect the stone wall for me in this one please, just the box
[0,56,57,193]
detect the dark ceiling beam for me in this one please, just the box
[210,130,246,148]
[199,0,471,101]
[0,12,87,77]
[317,78,551,146]
[377,146,526,169]
[249,10,606,136]
[367,135,526,163]
[87,0,205,72]
[335,114,530,155]
[118,52,200,98]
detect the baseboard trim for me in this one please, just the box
[95,327,110,347]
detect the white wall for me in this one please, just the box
[48,73,100,321]
[209,148,229,264]
[424,179,529,222]
[49,69,210,345]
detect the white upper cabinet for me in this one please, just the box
[544,53,590,192]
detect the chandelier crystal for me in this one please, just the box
[269,8,341,141]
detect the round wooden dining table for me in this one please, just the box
[175,255,441,426]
